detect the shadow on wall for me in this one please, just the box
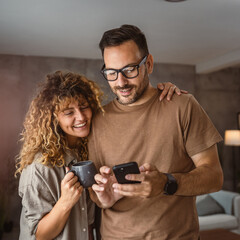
[0,155,18,237]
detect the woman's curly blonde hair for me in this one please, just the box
[15,71,104,176]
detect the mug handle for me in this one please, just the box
[66,169,80,182]
[66,169,76,175]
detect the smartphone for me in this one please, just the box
[112,162,141,184]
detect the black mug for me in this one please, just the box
[70,160,97,188]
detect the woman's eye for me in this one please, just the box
[80,106,90,111]
[64,111,73,116]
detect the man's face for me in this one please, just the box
[103,40,151,105]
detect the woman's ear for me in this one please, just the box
[146,54,154,74]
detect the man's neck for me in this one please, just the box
[128,84,156,106]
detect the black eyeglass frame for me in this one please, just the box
[100,55,148,81]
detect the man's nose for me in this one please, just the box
[117,72,128,87]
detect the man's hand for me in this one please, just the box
[157,82,188,101]
[112,163,167,198]
[90,166,123,208]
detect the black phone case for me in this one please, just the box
[112,162,141,184]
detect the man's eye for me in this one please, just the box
[106,70,116,76]
[123,66,135,74]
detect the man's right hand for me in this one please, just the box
[90,166,123,208]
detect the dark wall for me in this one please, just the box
[195,69,240,190]
[0,54,239,231]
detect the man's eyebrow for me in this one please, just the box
[105,61,138,70]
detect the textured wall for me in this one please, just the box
[0,54,239,231]
[196,69,240,190]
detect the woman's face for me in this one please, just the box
[57,97,92,147]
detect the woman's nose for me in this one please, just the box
[75,110,86,120]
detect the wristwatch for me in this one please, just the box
[164,173,178,195]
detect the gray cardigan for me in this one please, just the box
[18,151,95,240]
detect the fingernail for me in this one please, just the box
[139,166,145,171]
[112,183,117,188]
[103,178,107,184]
[160,97,163,101]
[125,175,130,180]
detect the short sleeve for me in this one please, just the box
[182,95,223,157]
[19,163,59,235]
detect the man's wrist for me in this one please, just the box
[163,173,178,195]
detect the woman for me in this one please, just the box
[16,71,104,240]
[16,70,182,240]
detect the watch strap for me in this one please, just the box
[164,173,178,195]
[164,173,176,182]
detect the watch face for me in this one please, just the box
[164,173,178,195]
[166,182,178,195]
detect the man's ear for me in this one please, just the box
[146,54,154,74]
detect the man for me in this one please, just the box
[89,24,223,240]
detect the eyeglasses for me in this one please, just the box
[101,55,148,81]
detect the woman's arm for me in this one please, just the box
[36,171,83,240]
[157,82,188,101]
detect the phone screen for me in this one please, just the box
[112,162,141,184]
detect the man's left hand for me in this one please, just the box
[112,163,167,198]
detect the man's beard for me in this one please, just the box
[113,71,149,105]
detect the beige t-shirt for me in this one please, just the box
[88,90,222,240]
[18,151,95,240]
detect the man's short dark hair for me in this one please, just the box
[99,24,149,58]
